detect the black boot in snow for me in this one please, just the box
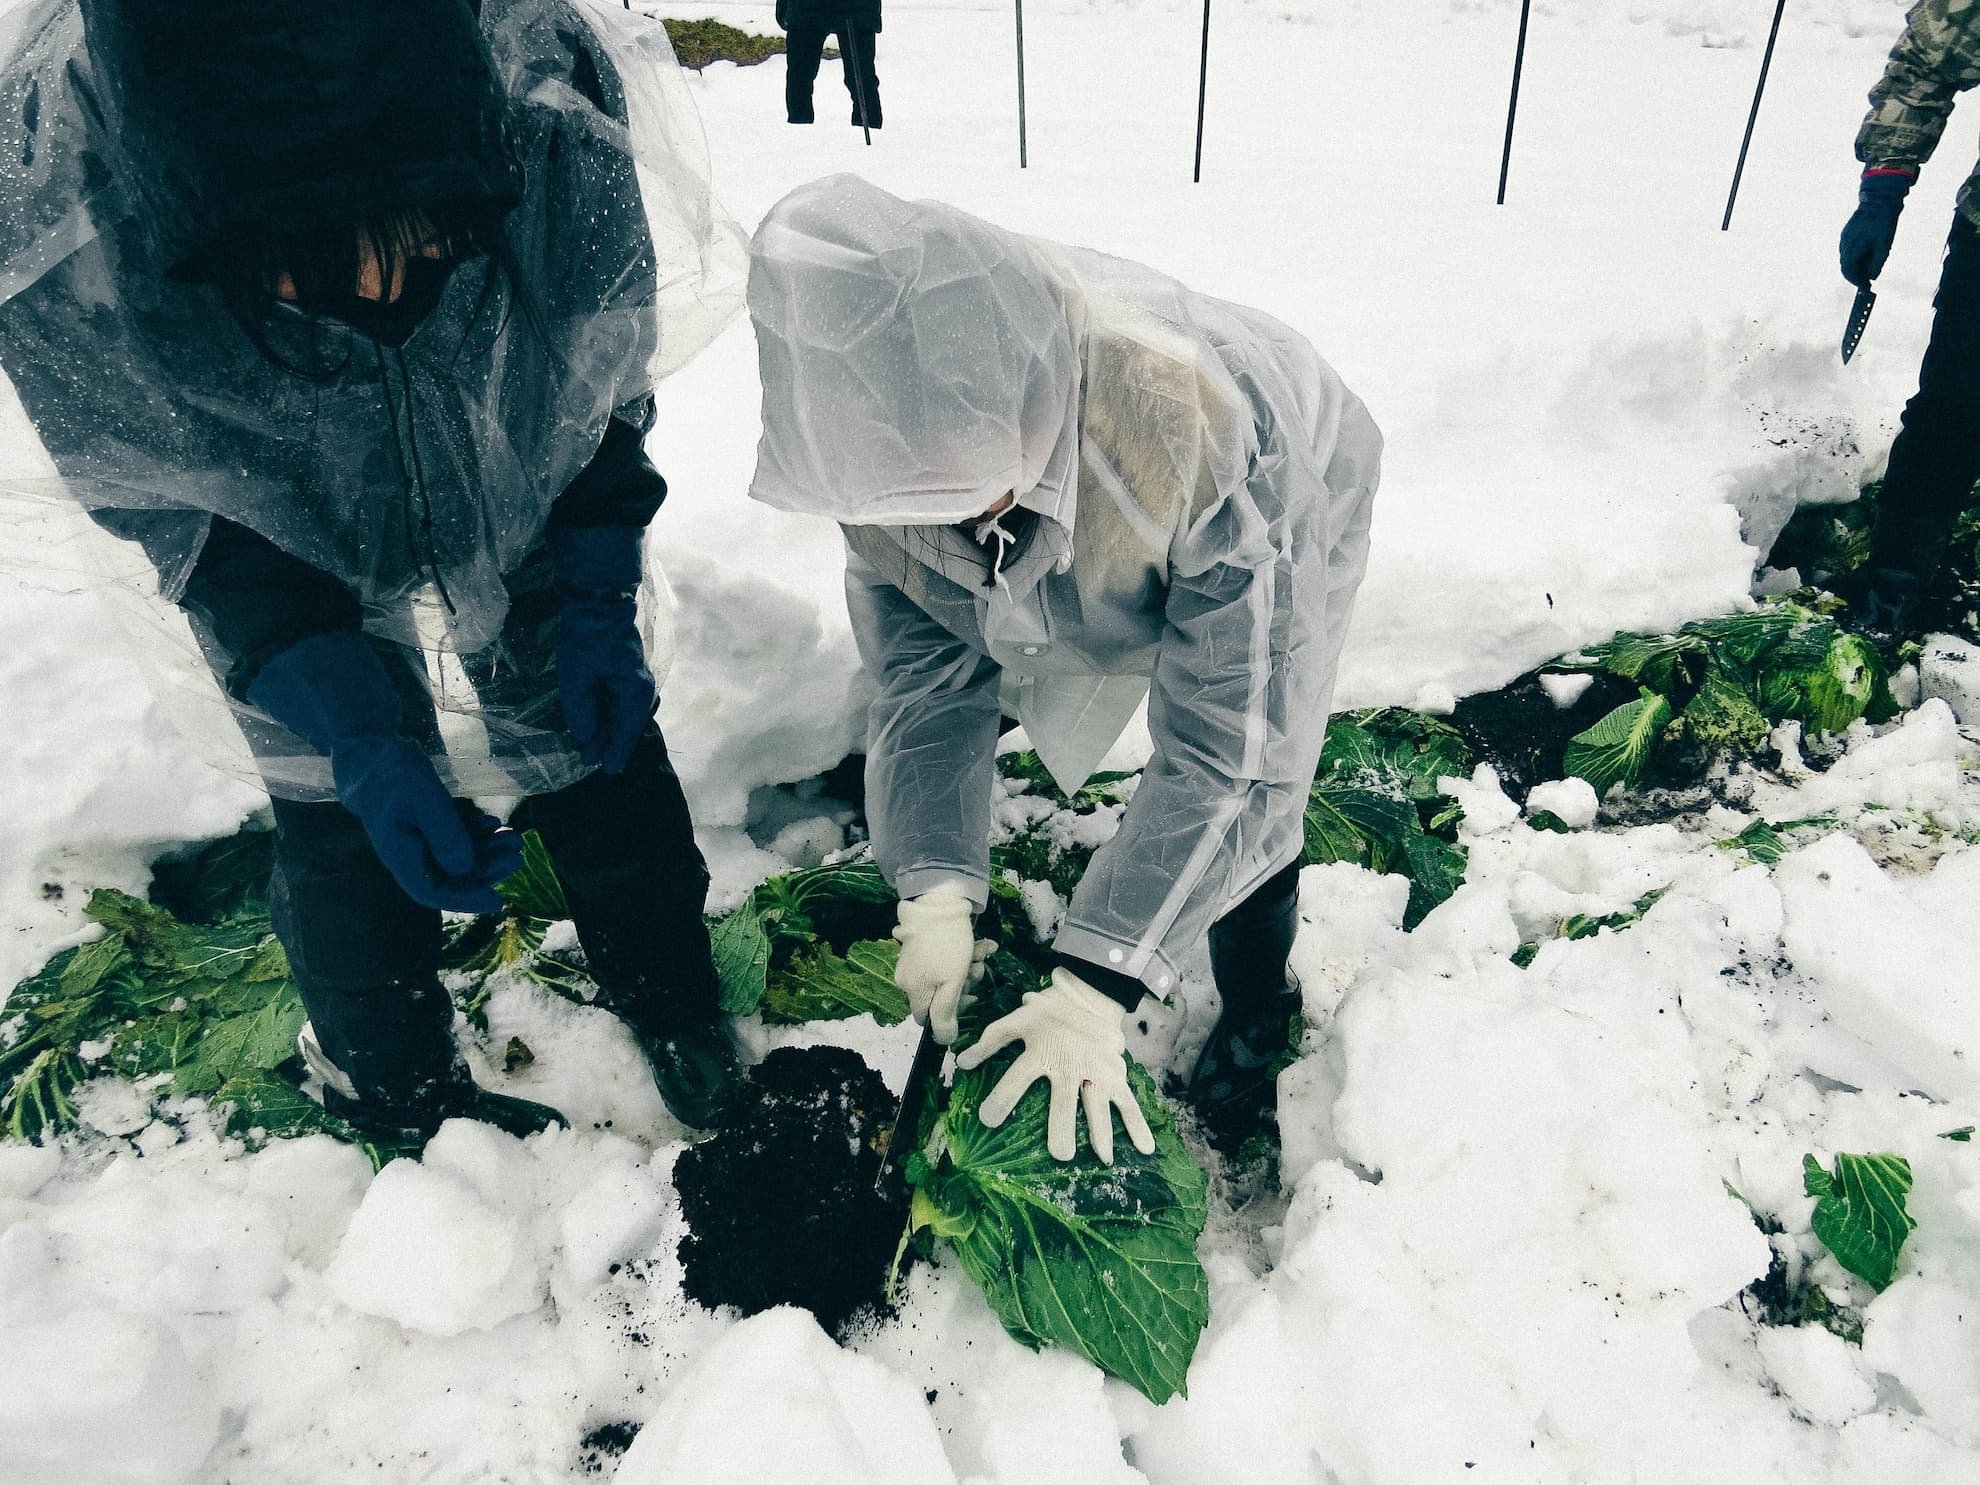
[302,1025,566,1146]
[1187,867,1305,1157]
[602,994,745,1131]
[1186,981,1304,1158]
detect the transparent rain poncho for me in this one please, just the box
[0,0,744,799]
[748,175,1383,995]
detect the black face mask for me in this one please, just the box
[301,253,464,348]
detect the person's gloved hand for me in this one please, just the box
[892,889,996,1045]
[955,967,1157,1165]
[248,630,522,914]
[1841,169,1915,287]
[552,524,655,776]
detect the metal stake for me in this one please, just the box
[845,17,873,146]
[1723,0,1788,231]
[1016,0,1029,169]
[1193,0,1212,184]
[1497,0,1533,205]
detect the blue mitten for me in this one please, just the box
[1840,169,1914,288]
[248,630,521,913]
[551,524,656,776]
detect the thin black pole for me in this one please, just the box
[1193,0,1211,184]
[845,18,873,146]
[1015,0,1029,169]
[1497,0,1532,205]
[1723,0,1788,231]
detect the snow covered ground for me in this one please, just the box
[4,1,1980,1481]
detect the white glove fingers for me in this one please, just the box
[1116,1078,1157,1156]
[931,986,961,1046]
[1080,1081,1115,1166]
[955,1005,1029,1071]
[1046,1073,1080,1162]
[978,1049,1046,1127]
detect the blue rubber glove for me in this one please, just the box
[1840,169,1914,288]
[248,631,522,913]
[551,524,656,776]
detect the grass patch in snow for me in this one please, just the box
[662,18,791,70]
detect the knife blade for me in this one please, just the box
[1842,285,1877,364]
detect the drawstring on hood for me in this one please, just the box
[972,507,1019,596]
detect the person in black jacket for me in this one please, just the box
[0,0,746,1144]
[777,0,880,128]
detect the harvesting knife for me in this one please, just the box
[874,1022,945,1206]
[1842,285,1876,364]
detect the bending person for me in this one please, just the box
[0,0,745,1143]
[746,176,1381,1161]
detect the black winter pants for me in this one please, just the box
[785,24,880,127]
[1873,214,1980,581]
[239,544,717,1100]
[271,725,717,1099]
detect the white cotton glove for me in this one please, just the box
[892,889,996,1046]
[955,967,1157,1166]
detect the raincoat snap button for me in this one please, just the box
[1020,644,1043,656]
[1107,948,1125,964]
[1156,975,1172,990]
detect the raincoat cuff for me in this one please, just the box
[1050,923,1181,1001]
[893,866,990,910]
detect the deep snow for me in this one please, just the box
[3,2,1980,1482]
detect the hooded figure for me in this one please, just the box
[0,0,748,1142]
[748,176,1381,1160]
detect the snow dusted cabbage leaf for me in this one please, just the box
[711,902,774,1015]
[710,859,899,1017]
[1804,1152,1915,1292]
[1,883,307,1139]
[1303,710,1472,929]
[1317,707,1471,804]
[762,940,908,1025]
[1564,693,1672,798]
[911,1041,1210,1404]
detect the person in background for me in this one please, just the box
[777,0,881,130]
[0,0,745,1144]
[746,176,1381,1163]
[1836,0,1980,641]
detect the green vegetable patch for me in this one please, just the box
[907,955,1210,1405]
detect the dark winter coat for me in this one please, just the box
[1857,0,1980,230]
[777,0,880,35]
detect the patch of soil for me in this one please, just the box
[1448,669,1641,802]
[675,1045,906,1338]
[577,1421,639,1475]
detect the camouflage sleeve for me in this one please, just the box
[1857,0,1980,170]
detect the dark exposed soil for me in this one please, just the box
[1447,669,1642,803]
[674,1045,906,1339]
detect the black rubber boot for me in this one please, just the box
[1187,867,1304,1157]
[322,1073,567,1146]
[300,1023,566,1146]
[602,994,745,1130]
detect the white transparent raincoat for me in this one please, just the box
[0,0,743,799]
[748,176,1382,996]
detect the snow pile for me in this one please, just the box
[0,703,1975,1481]
[616,1308,958,1485]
